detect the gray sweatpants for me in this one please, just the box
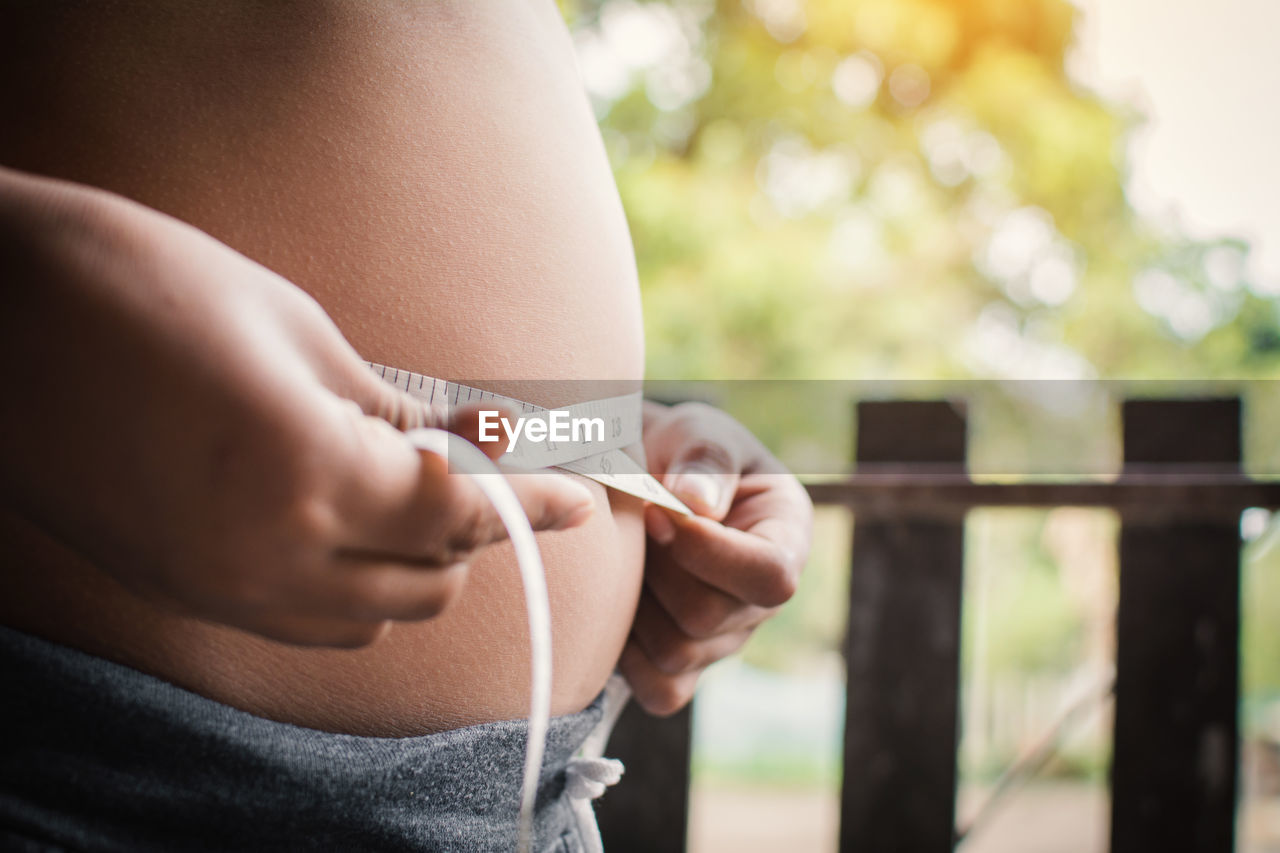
[0,625,604,852]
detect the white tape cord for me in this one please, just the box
[380,363,666,851]
[404,428,551,853]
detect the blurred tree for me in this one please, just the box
[561,0,1280,381]
[560,0,1280,707]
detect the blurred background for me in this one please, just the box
[558,0,1280,850]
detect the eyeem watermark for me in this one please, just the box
[478,410,605,453]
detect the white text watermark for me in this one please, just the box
[477,410,606,453]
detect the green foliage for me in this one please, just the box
[565,0,1280,380]
[564,0,1280,710]
[963,509,1090,676]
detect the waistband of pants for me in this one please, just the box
[0,624,605,852]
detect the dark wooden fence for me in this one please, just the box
[597,396,1280,852]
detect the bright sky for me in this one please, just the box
[1070,0,1280,292]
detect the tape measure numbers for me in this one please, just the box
[368,362,690,515]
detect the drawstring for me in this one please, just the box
[404,431,629,853]
[565,673,631,853]
[565,758,624,853]
[565,756,625,800]
[406,429,552,853]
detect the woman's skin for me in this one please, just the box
[0,0,811,737]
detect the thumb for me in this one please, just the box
[664,444,741,520]
[345,363,511,464]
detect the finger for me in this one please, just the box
[207,600,394,649]
[252,614,393,649]
[325,348,511,462]
[663,443,742,521]
[328,560,471,623]
[192,553,468,632]
[631,589,754,675]
[342,358,449,432]
[644,547,774,640]
[659,514,801,608]
[505,471,598,532]
[336,467,593,561]
[719,472,814,555]
[618,638,701,717]
[332,411,594,558]
[644,504,678,545]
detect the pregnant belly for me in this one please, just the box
[0,0,646,734]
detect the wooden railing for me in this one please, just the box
[596,397,1280,852]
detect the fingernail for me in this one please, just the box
[668,471,722,515]
[645,505,676,545]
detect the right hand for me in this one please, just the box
[0,167,594,647]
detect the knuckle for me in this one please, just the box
[671,596,732,640]
[653,639,701,675]
[756,567,799,608]
[283,495,340,546]
[416,564,469,618]
[443,500,493,560]
[448,507,491,555]
[527,493,567,531]
[347,570,400,619]
[757,568,799,608]
[367,390,398,428]
[354,564,468,622]
[674,438,735,471]
[645,678,694,717]
[251,438,339,533]
[373,389,428,432]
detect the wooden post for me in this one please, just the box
[840,401,967,852]
[1111,399,1241,853]
[595,702,692,852]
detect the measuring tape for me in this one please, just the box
[368,362,690,515]
[402,427,550,853]
[372,361,684,852]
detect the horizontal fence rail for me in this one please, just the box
[597,396,1270,852]
[807,475,1280,515]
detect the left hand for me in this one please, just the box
[621,401,813,715]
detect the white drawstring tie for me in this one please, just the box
[565,756,625,800]
[405,431,630,853]
[565,673,632,853]
[406,429,552,853]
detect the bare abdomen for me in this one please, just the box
[0,0,646,735]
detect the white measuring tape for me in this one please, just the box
[367,362,690,516]
[402,427,549,852]
[373,362,684,852]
